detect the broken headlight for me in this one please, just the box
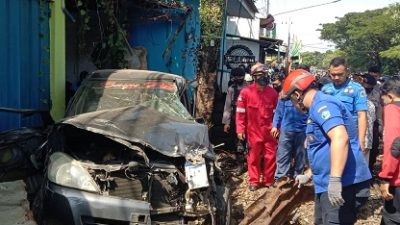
[47,152,100,193]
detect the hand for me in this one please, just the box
[328,176,345,207]
[359,139,366,152]
[270,128,280,139]
[237,133,245,141]
[223,124,230,133]
[295,174,311,188]
[380,181,394,201]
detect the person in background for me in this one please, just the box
[368,65,383,174]
[360,74,377,164]
[236,62,278,191]
[270,72,284,93]
[222,67,247,175]
[378,77,400,225]
[271,65,308,180]
[322,57,368,154]
[283,69,371,225]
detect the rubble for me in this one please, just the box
[225,155,384,225]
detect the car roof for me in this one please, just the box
[90,69,185,82]
[88,69,187,92]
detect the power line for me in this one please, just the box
[274,0,341,16]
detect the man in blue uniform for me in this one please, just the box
[271,99,307,179]
[321,57,368,152]
[282,69,372,225]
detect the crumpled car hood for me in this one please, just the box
[60,106,210,158]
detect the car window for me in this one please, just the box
[66,80,192,120]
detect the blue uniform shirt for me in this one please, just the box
[321,79,368,127]
[272,100,307,132]
[307,91,371,193]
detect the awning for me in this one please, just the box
[227,34,283,49]
[227,0,258,19]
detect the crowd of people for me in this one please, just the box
[222,57,400,224]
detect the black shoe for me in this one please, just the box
[249,185,259,191]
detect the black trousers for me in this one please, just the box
[381,186,400,225]
[369,121,380,173]
[314,180,370,225]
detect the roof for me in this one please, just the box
[227,34,283,48]
[227,0,258,19]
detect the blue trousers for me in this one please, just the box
[275,131,306,179]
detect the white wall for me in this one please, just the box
[226,16,260,40]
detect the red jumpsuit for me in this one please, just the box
[236,83,278,186]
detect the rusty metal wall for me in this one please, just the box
[0,0,50,132]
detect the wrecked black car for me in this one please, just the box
[2,70,231,225]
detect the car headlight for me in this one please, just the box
[47,152,100,193]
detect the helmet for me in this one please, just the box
[281,69,316,100]
[250,62,267,75]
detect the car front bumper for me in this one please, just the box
[45,183,151,225]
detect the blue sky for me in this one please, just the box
[256,0,400,52]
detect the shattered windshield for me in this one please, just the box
[67,80,192,120]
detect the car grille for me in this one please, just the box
[109,177,145,200]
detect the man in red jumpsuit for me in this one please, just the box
[236,62,279,191]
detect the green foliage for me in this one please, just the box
[200,0,224,45]
[301,50,346,70]
[319,3,400,74]
[76,0,129,69]
[198,0,224,74]
[301,51,325,68]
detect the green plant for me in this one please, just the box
[76,0,130,69]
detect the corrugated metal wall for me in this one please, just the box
[129,0,200,81]
[0,0,50,131]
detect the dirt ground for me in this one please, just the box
[227,156,385,225]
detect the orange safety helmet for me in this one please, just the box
[281,69,316,100]
[250,62,267,76]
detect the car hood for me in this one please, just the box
[60,106,210,158]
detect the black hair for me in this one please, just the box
[364,74,377,86]
[231,67,245,77]
[329,57,347,68]
[296,64,310,72]
[381,77,400,97]
[368,65,381,74]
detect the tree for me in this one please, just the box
[196,0,224,126]
[319,3,400,74]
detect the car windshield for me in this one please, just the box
[67,79,192,120]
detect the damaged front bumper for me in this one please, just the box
[44,183,151,225]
